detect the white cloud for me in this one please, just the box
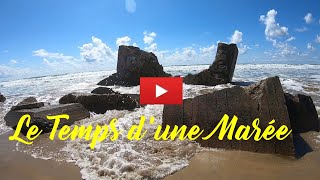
[304,13,313,24]
[32,37,118,76]
[230,30,243,44]
[164,47,198,62]
[157,41,252,65]
[263,40,297,58]
[143,32,158,52]
[2,50,8,53]
[229,30,250,55]
[200,44,216,55]
[307,43,315,51]
[116,36,131,46]
[315,35,320,43]
[10,59,17,64]
[180,47,197,59]
[42,58,49,65]
[125,0,136,13]
[6,36,118,79]
[145,43,158,52]
[34,37,116,69]
[144,37,153,45]
[286,36,296,42]
[42,58,56,66]
[33,49,76,63]
[80,36,116,63]
[159,44,218,65]
[274,42,297,56]
[198,44,217,61]
[143,32,157,44]
[259,9,298,58]
[0,65,30,79]
[294,27,308,32]
[259,9,288,40]
[33,49,82,68]
[239,45,250,55]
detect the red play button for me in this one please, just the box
[140,77,183,105]
[156,84,168,98]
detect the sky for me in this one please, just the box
[0,0,320,80]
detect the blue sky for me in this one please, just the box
[0,0,320,80]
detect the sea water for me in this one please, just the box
[0,64,319,179]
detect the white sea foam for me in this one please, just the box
[316,134,320,144]
[183,83,233,99]
[310,75,320,82]
[112,85,140,94]
[281,78,305,92]
[61,105,199,179]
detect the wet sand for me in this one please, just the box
[1,130,320,180]
[165,150,320,180]
[0,132,82,180]
[166,132,320,180]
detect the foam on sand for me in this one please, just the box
[61,105,199,179]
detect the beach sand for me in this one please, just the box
[1,130,320,180]
[165,150,320,180]
[166,132,320,180]
[0,132,82,180]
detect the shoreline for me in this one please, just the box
[165,150,320,180]
[1,130,320,180]
[166,132,320,180]
[0,131,82,180]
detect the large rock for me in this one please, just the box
[11,97,45,111]
[127,94,144,107]
[4,103,90,134]
[244,76,295,156]
[184,43,238,86]
[91,87,119,94]
[163,76,295,156]
[59,92,137,114]
[98,45,171,86]
[11,102,45,111]
[285,93,320,133]
[17,97,38,105]
[0,93,5,102]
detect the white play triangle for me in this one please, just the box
[156,84,168,98]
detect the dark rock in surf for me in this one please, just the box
[98,45,171,86]
[0,93,5,102]
[59,92,137,114]
[11,102,45,111]
[91,87,119,95]
[126,94,144,107]
[4,103,90,134]
[11,97,44,111]
[285,93,320,133]
[163,76,295,156]
[184,43,238,86]
[17,97,38,105]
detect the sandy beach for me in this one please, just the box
[166,132,320,180]
[1,130,320,180]
[165,150,320,180]
[0,132,82,180]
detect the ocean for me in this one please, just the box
[0,64,320,179]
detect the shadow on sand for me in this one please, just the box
[293,133,313,158]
